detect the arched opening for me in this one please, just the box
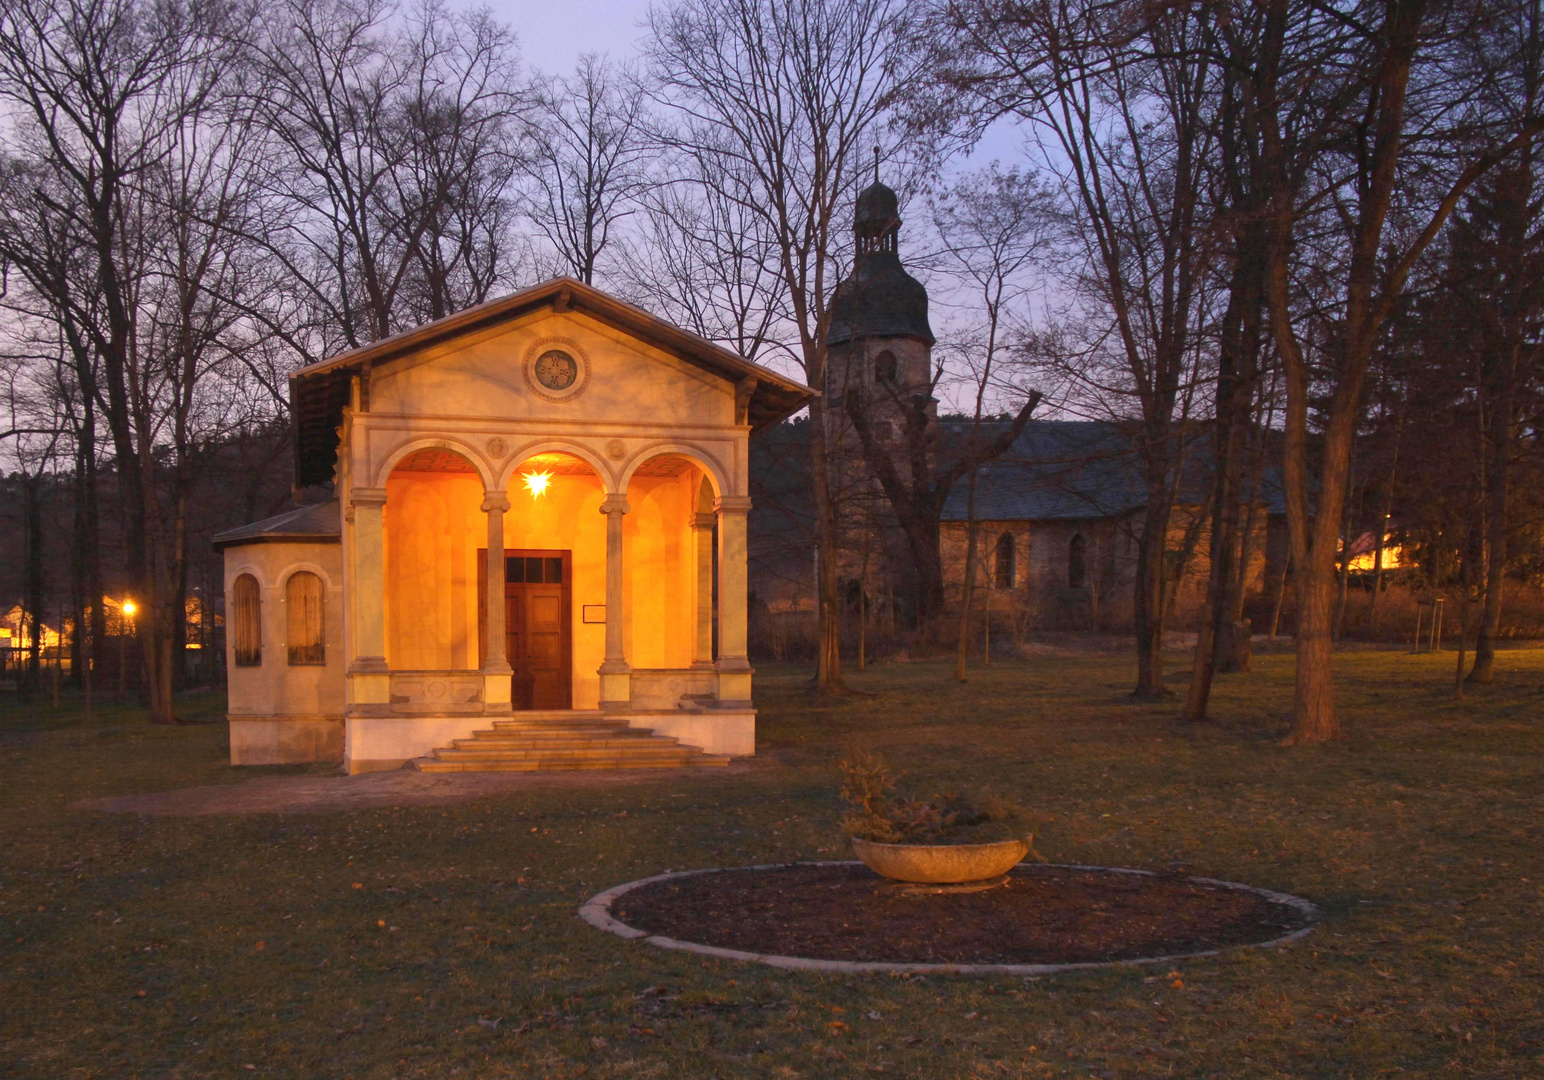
[498,450,605,709]
[385,446,484,670]
[286,571,326,665]
[1068,533,1087,590]
[622,453,718,671]
[994,532,1016,589]
[874,350,897,384]
[232,573,261,667]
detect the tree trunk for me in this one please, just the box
[1185,264,1262,716]
[1469,353,1518,684]
[955,472,981,682]
[807,395,845,694]
[1286,558,1338,742]
[23,474,46,693]
[1133,487,1172,698]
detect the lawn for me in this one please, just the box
[1,645,1542,1079]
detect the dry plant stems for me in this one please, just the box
[838,747,1039,847]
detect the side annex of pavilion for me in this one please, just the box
[213,278,813,774]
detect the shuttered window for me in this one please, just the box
[232,574,262,667]
[286,571,325,665]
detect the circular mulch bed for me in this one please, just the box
[580,862,1317,974]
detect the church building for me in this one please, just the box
[214,278,811,774]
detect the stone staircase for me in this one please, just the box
[409,710,732,773]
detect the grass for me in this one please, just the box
[1,645,1542,1079]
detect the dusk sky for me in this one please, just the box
[487,0,655,74]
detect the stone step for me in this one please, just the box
[499,709,608,721]
[485,721,638,735]
[431,743,699,763]
[411,753,731,773]
[450,734,676,751]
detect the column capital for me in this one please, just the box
[481,492,511,514]
[691,512,717,530]
[714,494,753,515]
[600,494,631,516]
[350,486,388,508]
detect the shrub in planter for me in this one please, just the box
[838,749,1043,882]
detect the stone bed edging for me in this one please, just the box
[577,860,1320,976]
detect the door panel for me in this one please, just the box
[525,588,565,707]
[505,594,529,708]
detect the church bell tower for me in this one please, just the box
[824,156,936,447]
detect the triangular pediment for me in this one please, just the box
[290,278,812,488]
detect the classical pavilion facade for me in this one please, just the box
[214,278,812,774]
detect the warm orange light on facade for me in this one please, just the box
[121,600,137,618]
[522,470,553,498]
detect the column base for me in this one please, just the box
[481,660,513,711]
[715,657,754,709]
[348,658,390,706]
[599,662,632,711]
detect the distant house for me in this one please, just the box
[939,420,1288,632]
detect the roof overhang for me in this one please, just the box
[289,277,816,488]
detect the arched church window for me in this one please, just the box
[995,532,1016,589]
[232,574,262,667]
[286,571,326,665]
[1068,533,1087,590]
[874,350,897,384]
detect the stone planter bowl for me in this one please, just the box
[851,836,1030,884]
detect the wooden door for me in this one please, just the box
[503,551,571,710]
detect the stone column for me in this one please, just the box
[481,490,513,713]
[598,494,631,710]
[690,511,716,669]
[714,495,754,707]
[348,486,390,707]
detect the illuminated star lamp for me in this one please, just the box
[522,469,553,498]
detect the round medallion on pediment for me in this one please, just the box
[606,439,626,460]
[524,337,591,402]
[486,437,508,460]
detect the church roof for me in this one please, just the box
[289,277,815,489]
[826,251,936,346]
[939,421,1288,522]
[212,500,341,549]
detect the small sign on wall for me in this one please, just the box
[582,605,607,624]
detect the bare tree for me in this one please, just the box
[1250,0,1543,742]
[931,0,1220,698]
[1183,4,1278,721]
[524,54,651,285]
[250,0,527,359]
[0,0,250,722]
[618,171,784,363]
[1466,1,1543,683]
[832,165,1047,667]
[647,0,918,693]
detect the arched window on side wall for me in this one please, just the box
[994,532,1016,588]
[1068,533,1087,589]
[874,350,897,384]
[286,571,325,665]
[232,574,262,667]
